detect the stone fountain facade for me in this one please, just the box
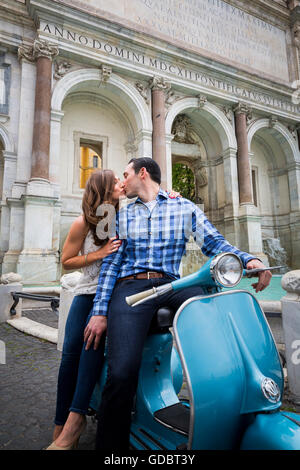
[0,0,299,283]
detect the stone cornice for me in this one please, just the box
[0,0,34,28]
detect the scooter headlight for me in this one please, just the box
[210,253,243,288]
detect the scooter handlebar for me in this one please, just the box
[126,283,173,307]
[126,287,156,306]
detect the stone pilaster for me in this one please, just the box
[149,76,169,190]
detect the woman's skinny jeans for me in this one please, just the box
[54,294,105,425]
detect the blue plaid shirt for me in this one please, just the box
[92,189,255,316]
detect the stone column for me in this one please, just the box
[233,103,267,263]
[149,76,169,190]
[31,45,57,179]
[233,102,253,205]
[16,40,60,283]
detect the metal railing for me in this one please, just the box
[10,292,60,316]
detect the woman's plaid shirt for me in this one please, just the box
[91,189,255,316]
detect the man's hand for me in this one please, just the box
[246,259,272,293]
[84,315,107,350]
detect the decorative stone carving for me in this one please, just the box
[135,81,150,104]
[281,270,300,295]
[18,43,35,63]
[34,39,59,60]
[149,75,170,92]
[54,60,72,80]
[288,124,298,139]
[124,141,138,156]
[288,0,300,10]
[293,22,300,48]
[172,114,195,144]
[192,159,208,188]
[269,115,278,128]
[165,88,181,109]
[0,272,23,284]
[18,39,59,63]
[223,105,233,124]
[171,114,202,145]
[233,101,253,125]
[99,64,112,84]
[197,94,207,108]
[60,272,82,290]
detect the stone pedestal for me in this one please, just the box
[57,272,81,351]
[16,178,58,283]
[281,270,300,405]
[238,204,268,264]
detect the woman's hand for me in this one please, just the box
[95,237,122,259]
[168,190,182,199]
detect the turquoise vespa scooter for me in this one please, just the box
[89,252,300,450]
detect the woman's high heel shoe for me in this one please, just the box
[46,419,86,450]
[46,439,79,450]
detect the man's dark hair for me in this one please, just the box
[128,157,161,185]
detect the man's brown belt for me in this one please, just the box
[117,272,164,282]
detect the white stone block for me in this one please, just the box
[0,283,22,322]
[57,272,81,351]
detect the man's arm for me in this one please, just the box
[84,237,125,350]
[190,203,271,292]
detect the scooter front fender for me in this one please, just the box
[240,411,300,450]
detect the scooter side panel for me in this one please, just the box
[173,290,284,450]
[240,412,300,450]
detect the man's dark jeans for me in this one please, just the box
[95,276,204,451]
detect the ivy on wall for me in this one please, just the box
[172,163,196,202]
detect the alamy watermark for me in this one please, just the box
[95,200,206,244]
[291,339,300,366]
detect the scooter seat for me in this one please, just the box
[148,307,175,334]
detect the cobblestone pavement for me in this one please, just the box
[0,309,299,451]
[0,309,97,451]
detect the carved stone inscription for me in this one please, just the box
[60,0,289,81]
[40,22,299,115]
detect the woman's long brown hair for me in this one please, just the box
[82,169,118,246]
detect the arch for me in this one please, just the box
[51,69,152,132]
[165,97,237,150]
[247,119,299,165]
[0,124,14,152]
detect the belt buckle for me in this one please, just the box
[147,271,156,279]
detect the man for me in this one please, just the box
[84,157,271,450]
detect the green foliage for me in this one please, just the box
[172,163,196,202]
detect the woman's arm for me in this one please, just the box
[61,216,121,270]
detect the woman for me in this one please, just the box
[47,169,124,450]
